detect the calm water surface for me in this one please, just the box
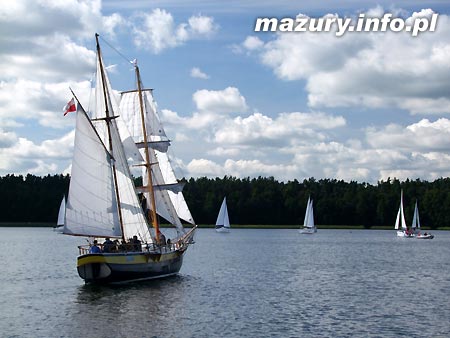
[0,227,449,337]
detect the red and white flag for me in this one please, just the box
[63,98,76,116]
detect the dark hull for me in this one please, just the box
[77,249,185,284]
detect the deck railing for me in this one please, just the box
[78,239,184,255]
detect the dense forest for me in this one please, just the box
[1,174,450,228]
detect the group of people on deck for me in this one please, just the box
[89,232,174,254]
[89,235,142,254]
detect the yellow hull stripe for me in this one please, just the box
[77,252,180,267]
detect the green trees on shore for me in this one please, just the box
[1,174,449,228]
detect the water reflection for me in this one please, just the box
[71,275,200,337]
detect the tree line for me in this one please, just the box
[1,174,449,228]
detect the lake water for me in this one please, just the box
[1,227,449,338]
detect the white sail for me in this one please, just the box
[109,117,153,243]
[307,200,315,229]
[57,196,65,226]
[412,200,421,230]
[215,197,230,229]
[93,56,153,243]
[63,106,122,238]
[64,55,153,243]
[395,190,407,230]
[303,197,311,227]
[303,197,315,229]
[90,56,143,164]
[119,89,195,232]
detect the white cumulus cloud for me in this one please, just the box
[190,67,210,79]
[132,9,218,54]
[244,8,450,115]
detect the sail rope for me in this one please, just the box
[98,35,134,65]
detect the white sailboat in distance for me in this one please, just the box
[53,196,65,233]
[299,196,317,234]
[215,197,230,233]
[412,200,434,239]
[395,190,413,237]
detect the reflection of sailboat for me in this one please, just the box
[299,196,316,234]
[61,34,196,284]
[395,190,413,237]
[215,197,230,233]
[53,196,65,233]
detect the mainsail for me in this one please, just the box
[303,197,315,229]
[412,200,421,230]
[394,190,407,231]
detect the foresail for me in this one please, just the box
[395,190,407,230]
[400,192,407,230]
[394,208,401,230]
[63,107,122,238]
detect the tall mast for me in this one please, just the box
[95,33,126,241]
[135,64,160,242]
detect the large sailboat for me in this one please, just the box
[61,34,196,284]
[395,190,413,237]
[215,197,230,233]
[299,196,316,234]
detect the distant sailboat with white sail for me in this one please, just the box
[411,200,420,233]
[54,196,65,233]
[299,196,316,234]
[412,200,434,239]
[395,190,413,237]
[215,197,230,233]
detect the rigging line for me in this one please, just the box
[98,34,134,65]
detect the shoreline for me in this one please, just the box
[0,222,447,230]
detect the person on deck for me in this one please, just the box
[89,240,101,254]
[103,237,114,253]
[158,231,166,246]
[132,235,142,252]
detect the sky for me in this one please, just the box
[1,0,450,184]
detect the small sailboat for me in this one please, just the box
[299,196,316,234]
[412,201,434,239]
[53,196,65,233]
[395,190,413,237]
[215,197,230,233]
[61,34,196,284]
